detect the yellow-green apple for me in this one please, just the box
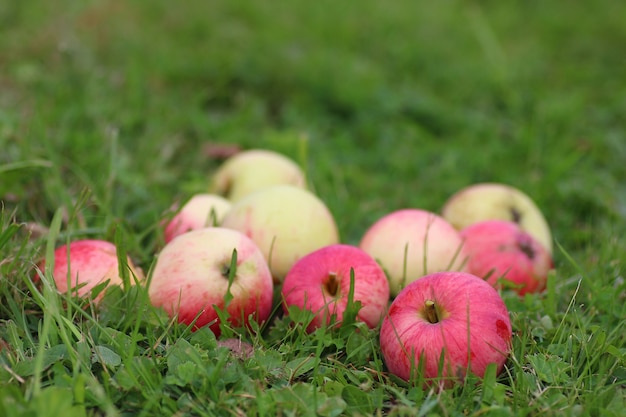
[39,239,144,301]
[163,193,232,243]
[359,209,468,297]
[210,149,307,202]
[281,244,390,332]
[148,227,273,336]
[441,182,553,254]
[220,184,340,283]
[460,220,553,295]
[380,271,512,388]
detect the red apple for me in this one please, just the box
[359,209,468,297]
[380,271,512,387]
[162,193,232,243]
[460,220,553,295]
[281,244,390,332]
[148,227,273,336]
[40,239,144,301]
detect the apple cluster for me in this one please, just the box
[37,148,555,388]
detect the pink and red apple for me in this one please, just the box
[441,182,553,254]
[148,227,273,336]
[359,209,468,297]
[281,244,390,332]
[459,220,553,295]
[162,193,232,243]
[40,239,144,301]
[380,271,512,387]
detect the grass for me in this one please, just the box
[1,0,625,415]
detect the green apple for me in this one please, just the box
[220,185,340,283]
[210,149,307,202]
[441,183,553,254]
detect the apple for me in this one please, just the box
[148,227,273,336]
[359,209,468,297]
[281,244,390,332]
[40,239,144,301]
[210,149,307,202]
[379,271,512,387]
[459,220,553,295]
[441,182,553,254]
[220,184,340,283]
[163,193,232,243]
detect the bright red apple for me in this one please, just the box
[380,271,512,387]
[281,244,390,332]
[460,220,553,295]
[148,227,273,336]
[38,239,144,302]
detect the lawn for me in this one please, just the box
[1,0,625,415]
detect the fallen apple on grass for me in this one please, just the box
[281,244,390,332]
[359,209,468,297]
[39,239,144,302]
[379,271,512,388]
[221,184,340,283]
[162,193,232,243]
[441,182,553,254]
[210,148,307,202]
[460,220,553,295]
[148,227,273,336]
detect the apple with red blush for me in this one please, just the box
[162,193,232,243]
[281,244,390,332]
[148,227,273,336]
[441,182,553,254]
[39,239,144,302]
[379,271,512,388]
[359,209,468,297]
[460,220,553,295]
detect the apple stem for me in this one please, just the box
[510,207,522,223]
[325,271,339,296]
[518,240,536,260]
[424,300,439,324]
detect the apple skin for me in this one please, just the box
[210,149,307,202]
[281,244,390,332]
[41,239,144,301]
[359,209,468,297]
[380,271,512,387]
[148,227,273,336]
[221,185,340,283]
[441,182,553,254]
[163,193,232,243]
[459,220,553,295]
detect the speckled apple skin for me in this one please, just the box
[460,220,553,295]
[281,244,390,331]
[148,227,273,336]
[380,272,512,387]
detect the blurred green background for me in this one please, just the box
[1,0,625,247]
